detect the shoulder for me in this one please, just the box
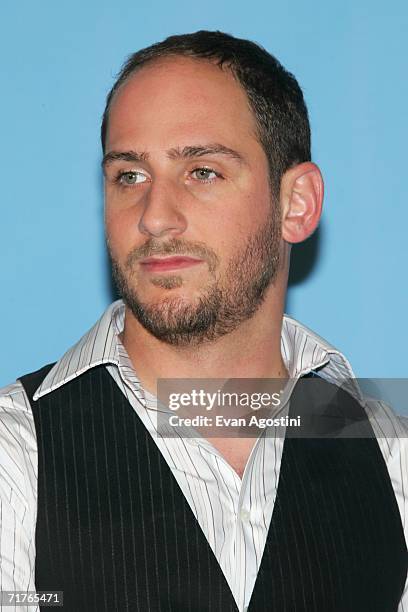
[363,397,408,530]
[0,379,36,454]
[0,379,37,535]
[364,396,408,441]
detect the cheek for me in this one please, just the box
[216,192,271,239]
[105,206,140,260]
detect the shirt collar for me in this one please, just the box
[33,299,362,403]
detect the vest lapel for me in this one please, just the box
[21,365,238,611]
[248,376,407,611]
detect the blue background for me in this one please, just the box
[1,0,407,386]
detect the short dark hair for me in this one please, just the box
[101,30,311,196]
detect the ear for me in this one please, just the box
[280,162,324,244]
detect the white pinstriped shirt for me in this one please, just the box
[1,299,407,611]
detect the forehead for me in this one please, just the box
[106,56,258,151]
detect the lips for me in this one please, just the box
[140,256,204,272]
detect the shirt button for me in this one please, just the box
[240,509,250,521]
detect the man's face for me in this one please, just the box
[104,56,282,346]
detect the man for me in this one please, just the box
[0,30,407,611]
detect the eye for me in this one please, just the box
[191,167,221,183]
[116,170,148,185]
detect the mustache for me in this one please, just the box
[124,238,220,274]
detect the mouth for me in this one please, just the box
[139,256,204,272]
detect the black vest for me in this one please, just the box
[20,365,407,611]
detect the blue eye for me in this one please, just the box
[117,171,148,185]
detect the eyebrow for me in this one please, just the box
[102,143,245,169]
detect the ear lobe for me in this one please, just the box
[281,162,324,244]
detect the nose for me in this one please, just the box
[138,178,187,239]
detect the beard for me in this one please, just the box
[109,205,281,347]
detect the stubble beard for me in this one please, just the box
[109,206,281,347]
